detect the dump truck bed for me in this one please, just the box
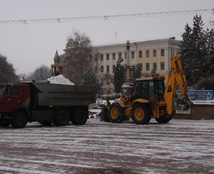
[27,82,96,107]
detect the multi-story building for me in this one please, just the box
[93,37,181,95]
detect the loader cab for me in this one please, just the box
[132,77,165,102]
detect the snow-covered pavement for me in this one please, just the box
[0,119,214,174]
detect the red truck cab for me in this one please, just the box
[0,84,30,127]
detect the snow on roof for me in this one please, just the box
[47,74,74,85]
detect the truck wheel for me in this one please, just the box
[108,103,123,123]
[11,111,28,128]
[71,109,88,125]
[54,109,70,126]
[155,116,172,124]
[132,103,151,124]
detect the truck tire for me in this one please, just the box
[71,109,88,125]
[155,116,172,124]
[11,111,28,128]
[54,109,70,126]
[108,103,123,123]
[132,103,151,124]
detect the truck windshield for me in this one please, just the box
[0,86,5,96]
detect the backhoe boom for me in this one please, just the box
[164,56,192,115]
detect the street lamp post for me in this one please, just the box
[108,78,111,94]
[126,40,131,83]
[99,79,102,97]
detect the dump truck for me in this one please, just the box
[108,56,192,124]
[0,82,95,128]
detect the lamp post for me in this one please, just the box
[108,78,111,94]
[99,79,102,97]
[125,40,131,83]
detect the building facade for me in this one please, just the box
[93,37,181,95]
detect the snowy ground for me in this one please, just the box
[0,118,214,174]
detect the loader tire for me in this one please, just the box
[155,116,172,124]
[54,109,70,126]
[11,111,28,128]
[71,109,88,125]
[132,103,151,124]
[108,103,123,123]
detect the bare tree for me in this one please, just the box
[26,65,51,81]
[211,8,214,26]
[0,54,19,83]
[63,31,93,85]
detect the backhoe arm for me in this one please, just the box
[164,56,192,115]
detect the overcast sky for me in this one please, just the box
[0,0,213,75]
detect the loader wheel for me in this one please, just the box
[71,109,88,125]
[108,103,123,123]
[132,103,151,124]
[155,116,172,124]
[11,111,28,128]
[54,109,70,126]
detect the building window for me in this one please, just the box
[146,63,150,71]
[139,63,142,71]
[101,66,103,72]
[107,65,109,73]
[106,53,109,60]
[119,52,122,58]
[139,51,142,58]
[160,62,165,70]
[153,49,157,57]
[113,53,115,60]
[113,65,116,72]
[153,62,157,70]
[161,49,164,56]
[95,66,97,73]
[131,51,135,59]
[125,52,127,59]
[101,54,103,61]
[146,50,149,57]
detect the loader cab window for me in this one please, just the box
[132,81,149,100]
[154,80,165,100]
[141,81,149,99]
[132,81,141,99]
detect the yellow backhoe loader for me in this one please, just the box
[108,56,192,124]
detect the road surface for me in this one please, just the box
[0,119,214,174]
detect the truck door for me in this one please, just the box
[3,85,22,112]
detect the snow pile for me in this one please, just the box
[47,74,74,85]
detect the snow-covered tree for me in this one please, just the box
[0,54,19,83]
[81,69,100,93]
[131,64,141,81]
[26,65,51,81]
[195,75,214,90]
[63,31,93,85]
[179,15,214,86]
[211,8,214,26]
